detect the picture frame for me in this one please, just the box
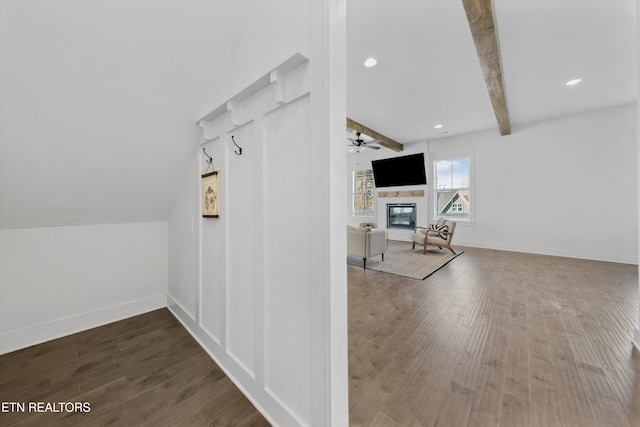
[201,170,219,218]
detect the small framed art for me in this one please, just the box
[201,170,219,218]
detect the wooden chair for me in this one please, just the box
[411,219,457,255]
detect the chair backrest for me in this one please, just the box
[443,220,456,241]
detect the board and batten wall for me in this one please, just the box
[167,2,348,426]
[0,222,168,354]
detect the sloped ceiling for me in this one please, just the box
[0,0,307,229]
[347,0,637,144]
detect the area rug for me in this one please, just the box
[347,240,463,280]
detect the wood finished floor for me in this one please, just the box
[1,247,638,427]
[348,246,640,427]
[0,309,269,427]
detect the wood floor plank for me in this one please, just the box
[466,365,504,427]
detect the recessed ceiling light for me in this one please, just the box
[565,78,583,86]
[434,124,443,129]
[364,57,377,68]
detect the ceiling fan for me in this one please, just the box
[347,132,381,150]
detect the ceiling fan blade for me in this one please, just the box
[366,139,383,144]
[368,145,381,150]
[347,138,357,143]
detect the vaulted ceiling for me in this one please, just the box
[347,0,638,144]
[1,1,637,229]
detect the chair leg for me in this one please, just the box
[448,247,456,255]
[382,253,384,261]
[412,242,415,249]
[363,257,367,269]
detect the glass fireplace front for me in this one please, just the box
[387,203,417,229]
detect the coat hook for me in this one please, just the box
[231,135,242,155]
[202,147,213,165]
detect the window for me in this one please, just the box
[434,157,471,221]
[353,169,375,216]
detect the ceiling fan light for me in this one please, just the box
[364,57,377,68]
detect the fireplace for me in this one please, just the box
[387,203,417,230]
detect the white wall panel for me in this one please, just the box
[226,122,256,376]
[263,95,312,425]
[199,137,224,343]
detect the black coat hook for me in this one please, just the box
[202,147,213,165]
[231,135,242,155]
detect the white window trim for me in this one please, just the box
[431,152,475,224]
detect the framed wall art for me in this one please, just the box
[201,170,219,218]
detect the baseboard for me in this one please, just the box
[453,239,638,265]
[0,294,167,355]
[634,329,640,352]
[166,295,283,427]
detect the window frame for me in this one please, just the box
[352,169,376,217]
[432,154,474,223]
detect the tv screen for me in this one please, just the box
[371,153,427,188]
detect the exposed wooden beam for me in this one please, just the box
[346,118,403,152]
[462,0,511,136]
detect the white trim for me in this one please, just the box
[166,297,280,427]
[431,153,474,224]
[633,329,640,352]
[454,239,638,265]
[0,294,167,355]
[166,292,196,322]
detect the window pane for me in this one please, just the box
[353,169,375,216]
[435,157,469,189]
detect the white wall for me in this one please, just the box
[428,104,638,264]
[168,157,199,320]
[0,222,168,354]
[167,2,348,426]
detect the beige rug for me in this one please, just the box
[347,240,463,280]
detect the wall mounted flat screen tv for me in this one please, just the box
[371,153,427,188]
